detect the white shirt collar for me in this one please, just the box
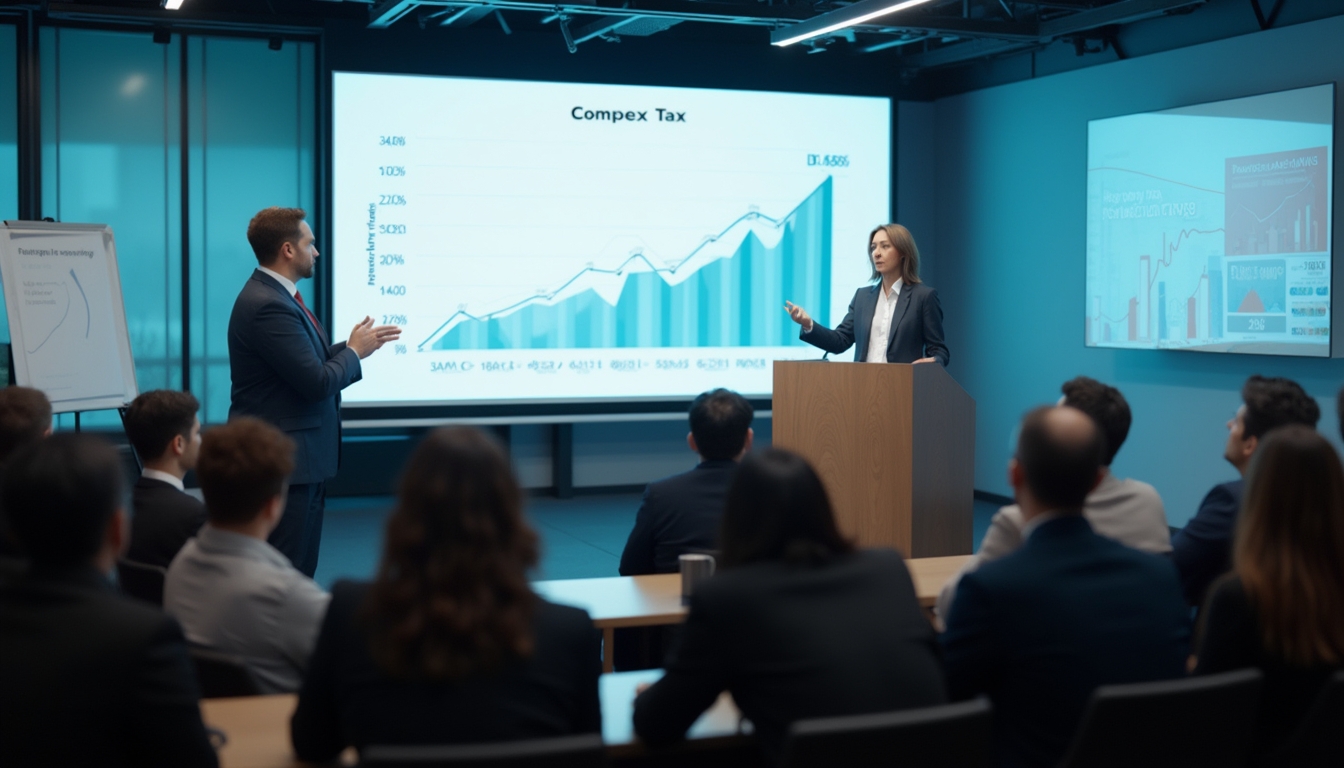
[141,468,185,491]
[881,278,903,300]
[257,265,298,297]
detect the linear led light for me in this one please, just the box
[771,0,935,47]
[162,0,185,9]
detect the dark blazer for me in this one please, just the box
[127,477,206,568]
[800,282,949,365]
[618,459,737,576]
[0,567,218,768]
[1195,575,1342,755]
[1171,479,1245,607]
[291,580,602,762]
[228,270,361,485]
[633,549,947,762]
[942,516,1190,768]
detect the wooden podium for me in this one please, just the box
[772,361,975,557]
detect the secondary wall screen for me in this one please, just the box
[1086,84,1334,357]
[332,73,890,405]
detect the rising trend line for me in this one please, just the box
[1237,178,1315,223]
[415,181,825,351]
[26,283,71,355]
[69,268,91,338]
[1149,227,1225,292]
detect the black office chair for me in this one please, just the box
[1059,668,1263,768]
[359,734,608,768]
[116,558,167,606]
[189,646,263,699]
[780,697,993,768]
[1260,670,1344,768]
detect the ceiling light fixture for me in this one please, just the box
[162,0,186,9]
[771,0,935,47]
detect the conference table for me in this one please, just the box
[533,554,971,672]
[202,669,746,768]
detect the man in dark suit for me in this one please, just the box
[942,405,1189,768]
[0,386,51,575]
[122,389,206,568]
[619,388,753,576]
[1170,375,1319,608]
[0,434,217,767]
[229,207,399,576]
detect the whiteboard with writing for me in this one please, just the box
[0,222,138,413]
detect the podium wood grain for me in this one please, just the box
[773,361,974,557]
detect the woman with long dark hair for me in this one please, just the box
[1194,424,1344,755]
[633,448,946,763]
[291,427,600,760]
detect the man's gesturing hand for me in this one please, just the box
[347,316,402,359]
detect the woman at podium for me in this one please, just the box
[785,223,948,366]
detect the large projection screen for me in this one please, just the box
[1086,84,1335,357]
[332,73,891,406]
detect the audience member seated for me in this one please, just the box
[942,406,1189,768]
[619,388,753,576]
[938,376,1170,620]
[1171,375,1319,608]
[164,417,330,694]
[0,434,217,767]
[633,448,947,764]
[291,427,600,761]
[123,389,207,568]
[1194,425,1344,757]
[0,386,51,573]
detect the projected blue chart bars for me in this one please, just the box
[425,179,831,352]
[332,74,890,404]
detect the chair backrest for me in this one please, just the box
[781,698,993,768]
[359,734,608,768]
[1262,669,1344,768]
[116,558,166,606]
[189,646,263,699]
[1059,668,1263,768]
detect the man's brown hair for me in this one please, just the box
[0,386,52,462]
[123,389,199,462]
[246,207,307,266]
[197,417,295,526]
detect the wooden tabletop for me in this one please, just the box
[907,554,973,607]
[201,671,745,768]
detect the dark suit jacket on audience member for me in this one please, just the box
[1195,576,1342,755]
[619,459,737,576]
[291,580,602,762]
[0,567,218,767]
[799,282,950,365]
[127,477,206,568]
[633,549,947,762]
[1171,479,1245,607]
[942,516,1190,768]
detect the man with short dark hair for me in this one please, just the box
[942,406,1189,768]
[164,417,330,693]
[937,376,1170,620]
[0,434,217,767]
[1171,375,1320,607]
[619,389,754,576]
[230,207,400,576]
[123,389,206,568]
[0,386,51,567]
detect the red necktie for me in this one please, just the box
[293,290,328,342]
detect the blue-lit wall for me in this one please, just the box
[933,16,1344,524]
[0,24,17,341]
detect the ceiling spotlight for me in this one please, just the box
[268,37,284,51]
[162,0,186,9]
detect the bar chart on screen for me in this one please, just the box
[332,74,889,404]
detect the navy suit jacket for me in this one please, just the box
[800,282,949,365]
[127,477,206,569]
[942,516,1190,768]
[1170,479,1245,608]
[618,459,737,576]
[228,270,361,485]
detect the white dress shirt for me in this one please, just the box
[257,265,298,297]
[865,279,903,363]
[141,468,184,491]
